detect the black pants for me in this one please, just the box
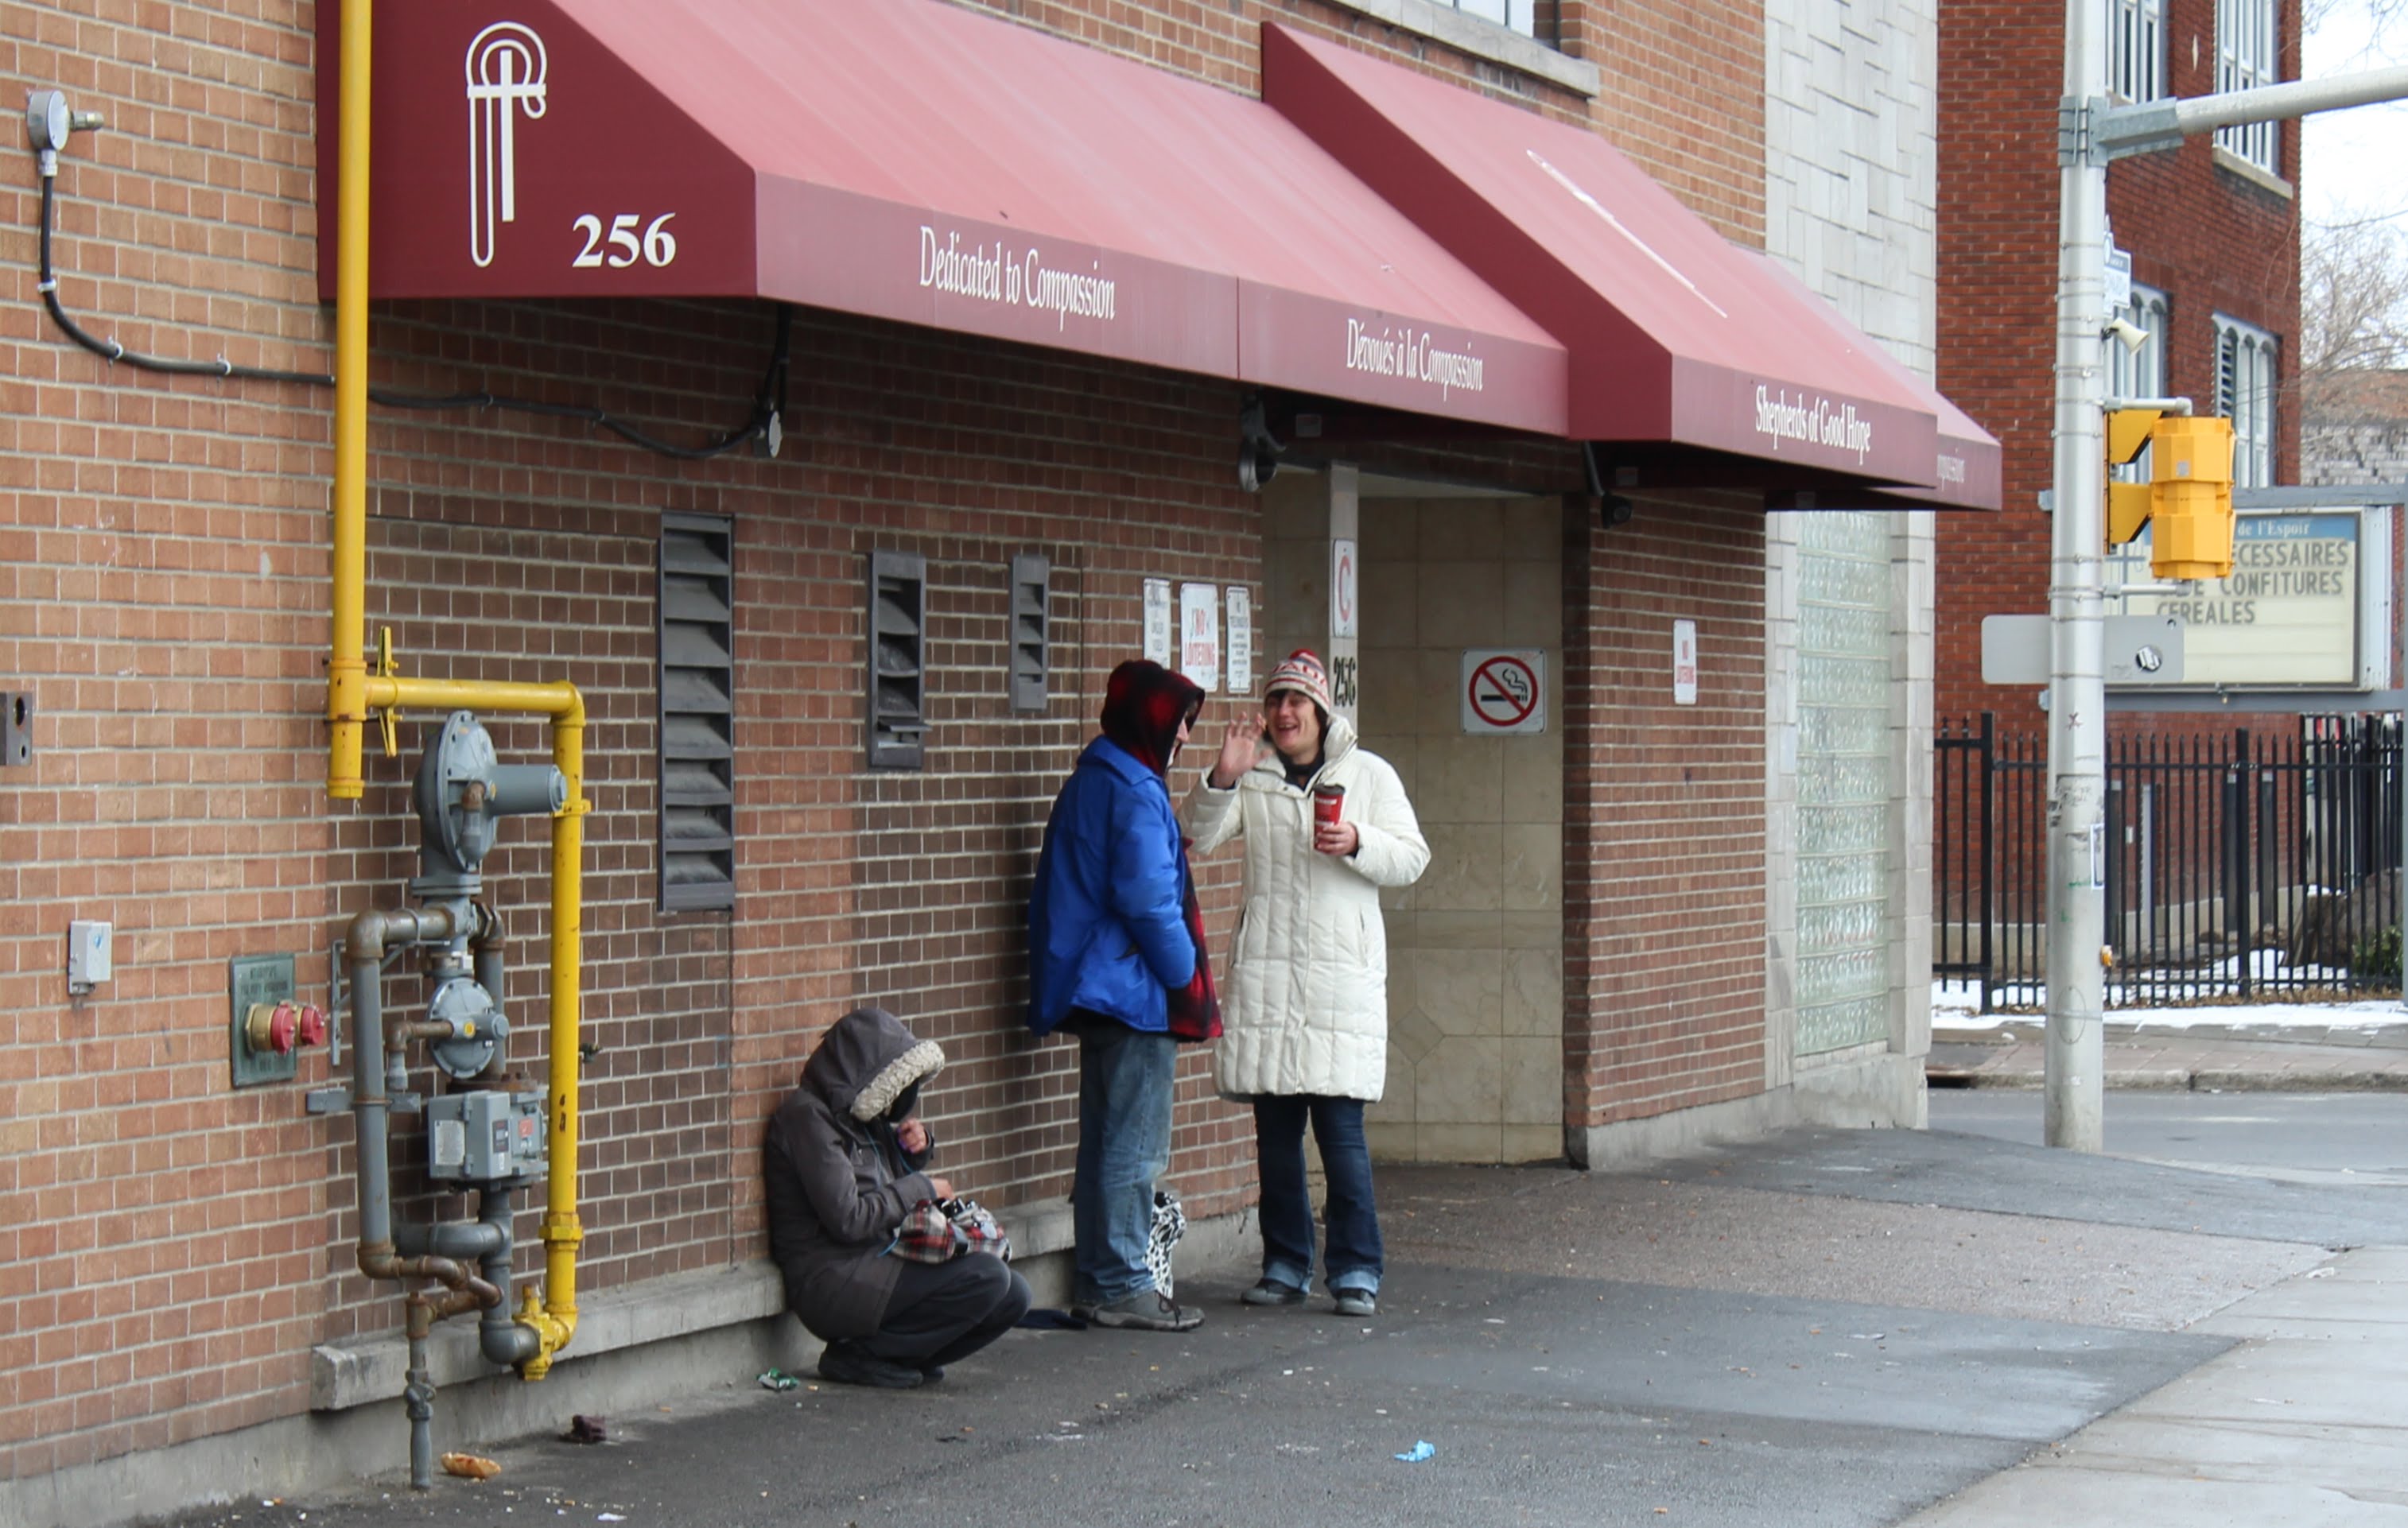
[853,1255,1031,1368]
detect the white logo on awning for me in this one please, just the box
[466,22,548,268]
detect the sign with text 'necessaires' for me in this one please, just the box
[2119,513,2360,688]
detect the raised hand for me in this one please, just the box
[895,1115,929,1155]
[1210,712,1268,788]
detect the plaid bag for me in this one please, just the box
[944,1197,1012,1262]
[889,1199,965,1263]
[888,1197,1013,1264]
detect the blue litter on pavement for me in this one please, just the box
[1394,1441,1435,1463]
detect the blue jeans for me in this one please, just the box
[1253,1096,1381,1295]
[1072,1018,1178,1305]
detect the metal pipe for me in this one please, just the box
[342,681,588,1376]
[522,703,588,1377]
[328,0,373,798]
[403,1297,434,1490]
[476,1185,539,1367]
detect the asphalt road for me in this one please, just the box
[1930,1090,2408,1183]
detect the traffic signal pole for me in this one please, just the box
[2043,6,2408,1150]
[2045,0,2112,1152]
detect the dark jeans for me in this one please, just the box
[853,1255,1031,1368]
[1254,1095,1381,1295]
[1070,1014,1179,1305]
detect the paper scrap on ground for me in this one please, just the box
[1394,1441,1435,1463]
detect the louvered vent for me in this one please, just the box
[868,549,927,770]
[658,513,736,911]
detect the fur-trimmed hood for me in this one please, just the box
[802,1006,944,1123]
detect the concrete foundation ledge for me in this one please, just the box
[313,1197,1086,1411]
[10,1197,1253,1528]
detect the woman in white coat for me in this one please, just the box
[1183,649,1428,1317]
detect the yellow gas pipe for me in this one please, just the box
[328,0,583,1378]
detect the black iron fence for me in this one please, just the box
[1936,713,2405,1011]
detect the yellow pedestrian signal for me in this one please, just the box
[2100,411,2235,581]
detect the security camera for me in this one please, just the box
[2103,317,2150,356]
[1237,396,1284,494]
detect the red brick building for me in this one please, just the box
[1935,0,2305,725]
[1,2,1983,1519]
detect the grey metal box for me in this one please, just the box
[2,691,29,766]
[427,1090,548,1181]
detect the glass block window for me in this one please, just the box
[658,512,736,912]
[2215,0,2280,173]
[2108,0,2166,103]
[1794,511,1893,1057]
[2215,313,2278,487]
[2109,282,2170,483]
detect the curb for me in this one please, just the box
[1927,1065,2408,1092]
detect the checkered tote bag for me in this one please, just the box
[1143,1189,1187,1297]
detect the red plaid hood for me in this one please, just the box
[1099,659,1205,779]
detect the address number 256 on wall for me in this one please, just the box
[572,213,678,269]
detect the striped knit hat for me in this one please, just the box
[1263,649,1332,713]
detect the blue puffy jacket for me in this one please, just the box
[1027,735,1197,1034]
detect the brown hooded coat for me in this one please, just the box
[761,1006,945,1340]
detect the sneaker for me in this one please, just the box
[1088,1291,1204,1331]
[1241,1278,1307,1307]
[919,1364,946,1383]
[1332,1289,1378,1318]
[817,1340,924,1389]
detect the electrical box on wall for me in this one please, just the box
[2,691,31,766]
[427,1090,548,1181]
[67,919,112,994]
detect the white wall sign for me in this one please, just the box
[1225,587,1253,696]
[1672,619,1699,705]
[1143,578,1174,666]
[2116,511,2369,688]
[1331,537,1358,640]
[1179,582,1221,692]
[1460,649,1547,735]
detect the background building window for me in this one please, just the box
[2215,0,2280,172]
[1440,0,1538,39]
[2109,282,2170,483]
[2109,0,2165,103]
[2215,313,2279,487]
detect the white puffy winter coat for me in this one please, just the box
[1181,713,1429,1101]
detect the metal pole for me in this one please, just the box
[2045,0,2110,1151]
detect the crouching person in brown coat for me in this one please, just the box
[763,1006,1031,1388]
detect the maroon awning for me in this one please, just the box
[1743,254,2002,512]
[317,0,1567,433]
[1260,23,1945,491]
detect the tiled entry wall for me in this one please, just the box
[1357,495,1566,1163]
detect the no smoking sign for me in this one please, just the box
[1461,649,1547,735]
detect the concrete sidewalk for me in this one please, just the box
[140,1123,2408,1528]
[1930,1021,2408,1091]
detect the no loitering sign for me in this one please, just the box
[1461,649,1547,735]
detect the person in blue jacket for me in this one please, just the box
[1028,658,1208,1332]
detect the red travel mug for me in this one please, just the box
[1312,783,1345,828]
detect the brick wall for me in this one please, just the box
[1935,0,2303,727]
[1,0,1783,1491]
[1563,494,1770,1127]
